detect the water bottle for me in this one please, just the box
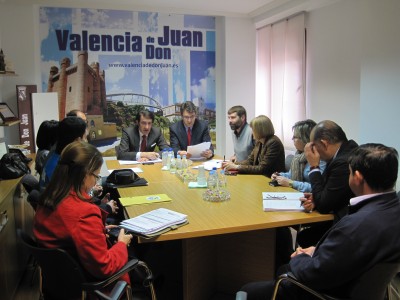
[197,165,206,186]
[167,148,173,170]
[181,155,188,171]
[176,154,182,170]
[162,149,168,167]
[212,167,219,189]
[170,155,177,174]
[219,169,227,189]
[207,170,217,190]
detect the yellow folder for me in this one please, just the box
[119,194,172,207]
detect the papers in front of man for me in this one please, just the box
[187,142,211,160]
[119,208,188,238]
[262,192,304,211]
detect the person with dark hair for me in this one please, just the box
[117,110,169,161]
[271,119,326,192]
[239,143,400,300]
[298,120,358,246]
[40,116,87,188]
[34,141,133,283]
[169,101,214,159]
[227,105,254,162]
[66,109,88,141]
[222,115,285,177]
[35,120,59,175]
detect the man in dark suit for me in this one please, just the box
[169,101,214,159]
[117,110,169,161]
[298,120,358,246]
[239,143,400,299]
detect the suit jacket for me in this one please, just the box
[309,139,358,218]
[169,119,214,156]
[33,191,129,282]
[289,192,400,298]
[117,125,169,160]
[237,135,285,177]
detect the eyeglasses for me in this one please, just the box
[92,173,102,181]
[182,115,196,120]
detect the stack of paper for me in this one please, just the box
[262,192,304,211]
[120,208,188,237]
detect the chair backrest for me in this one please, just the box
[17,229,88,300]
[348,262,400,300]
[285,154,294,172]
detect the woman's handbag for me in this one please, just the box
[0,152,30,180]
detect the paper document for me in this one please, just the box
[120,208,188,236]
[119,160,140,165]
[262,192,304,212]
[119,194,172,206]
[108,167,143,173]
[187,142,211,159]
[192,159,223,170]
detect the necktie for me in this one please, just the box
[187,127,192,146]
[140,135,147,152]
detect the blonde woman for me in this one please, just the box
[222,115,285,177]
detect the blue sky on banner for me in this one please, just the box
[39,7,216,109]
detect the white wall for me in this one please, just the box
[221,17,256,158]
[306,0,361,141]
[306,0,400,189]
[0,4,38,145]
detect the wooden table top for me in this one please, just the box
[106,160,334,242]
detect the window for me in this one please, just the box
[256,13,306,149]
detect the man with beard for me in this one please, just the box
[227,105,254,162]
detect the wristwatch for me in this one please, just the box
[310,165,320,171]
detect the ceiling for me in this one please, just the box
[2,0,339,20]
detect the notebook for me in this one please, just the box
[262,192,304,211]
[119,208,188,238]
[0,102,19,123]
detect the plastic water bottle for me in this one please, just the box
[207,170,217,190]
[219,169,227,189]
[170,155,176,174]
[167,148,173,170]
[176,154,182,170]
[212,167,219,189]
[162,149,168,167]
[181,155,188,171]
[197,165,206,186]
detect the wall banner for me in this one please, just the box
[39,7,216,146]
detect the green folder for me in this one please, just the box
[119,194,172,206]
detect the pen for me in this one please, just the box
[151,143,156,147]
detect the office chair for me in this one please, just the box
[285,154,294,172]
[17,229,157,300]
[270,262,400,300]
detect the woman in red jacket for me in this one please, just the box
[33,140,132,282]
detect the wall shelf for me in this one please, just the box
[0,73,18,77]
[0,120,20,127]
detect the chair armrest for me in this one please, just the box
[235,291,247,300]
[272,273,329,300]
[83,258,139,291]
[93,281,128,300]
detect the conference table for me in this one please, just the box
[105,160,333,300]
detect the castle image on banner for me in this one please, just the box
[46,51,117,145]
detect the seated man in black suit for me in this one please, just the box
[169,101,213,159]
[117,110,169,161]
[297,120,358,246]
[239,143,400,299]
